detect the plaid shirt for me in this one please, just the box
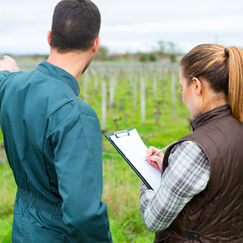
[140,141,210,232]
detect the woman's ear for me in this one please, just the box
[192,77,203,96]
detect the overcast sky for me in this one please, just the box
[0,0,242,55]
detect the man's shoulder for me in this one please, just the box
[0,70,27,83]
[0,70,11,80]
[49,98,98,122]
[47,99,100,136]
[72,98,98,119]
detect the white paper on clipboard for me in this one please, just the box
[110,129,161,192]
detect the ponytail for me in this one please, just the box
[227,47,243,122]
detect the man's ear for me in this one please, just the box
[192,77,203,96]
[47,31,52,46]
[92,37,100,54]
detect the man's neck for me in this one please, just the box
[47,49,91,81]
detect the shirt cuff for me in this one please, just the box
[140,183,155,214]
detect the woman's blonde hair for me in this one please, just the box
[180,44,243,122]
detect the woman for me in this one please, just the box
[140,44,243,242]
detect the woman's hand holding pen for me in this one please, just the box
[146,146,164,172]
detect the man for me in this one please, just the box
[0,0,112,242]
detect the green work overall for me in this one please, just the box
[0,61,112,243]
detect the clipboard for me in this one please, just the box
[105,128,161,192]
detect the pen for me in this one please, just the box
[145,144,172,165]
[153,146,167,156]
[153,142,175,156]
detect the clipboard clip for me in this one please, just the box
[114,129,130,138]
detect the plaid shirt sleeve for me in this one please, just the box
[140,141,210,232]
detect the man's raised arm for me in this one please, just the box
[0,55,20,72]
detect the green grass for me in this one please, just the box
[0,164,15,243]
[0,61,191,242]
[103,153,155,242]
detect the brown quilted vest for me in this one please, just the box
[154,105,243,243]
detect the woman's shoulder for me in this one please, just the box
[170,140,206,158]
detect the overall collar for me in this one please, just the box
[37,60,80,96]
[191,104,231,131]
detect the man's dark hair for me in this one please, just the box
[51,0,101,53]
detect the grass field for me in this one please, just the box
[0,61,191,242]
